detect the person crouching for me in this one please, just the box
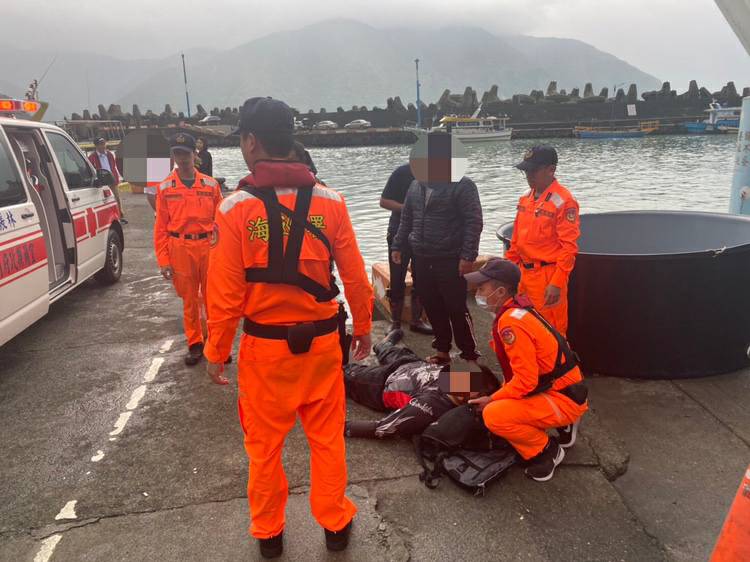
[466,258,588,482]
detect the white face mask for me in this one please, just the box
[475,286,503,311]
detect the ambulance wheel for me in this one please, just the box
[96,229,123,284]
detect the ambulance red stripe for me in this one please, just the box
[0,236,47,282]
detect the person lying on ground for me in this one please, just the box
[344,329,500,439]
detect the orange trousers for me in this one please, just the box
[237,331,356,539]
[169,238,210,346]
[519,266,569,336]
[482,391,587,460]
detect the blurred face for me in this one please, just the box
[439,370,484,404]
[475,280,508,311]
[171,148,195,170]
[95,142,106,153]
[196,139,205,151]
[523,164,556,191]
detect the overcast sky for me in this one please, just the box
[3,0,748,92]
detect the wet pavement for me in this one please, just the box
[0,192,748,561]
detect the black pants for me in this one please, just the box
[386,234,411,303]
[413,256,479,360]
[343,340,421,412]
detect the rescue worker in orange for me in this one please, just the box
[203,97,373,559]
[466,258,588,481]
[154,133,223,365]
[506,146,580,335]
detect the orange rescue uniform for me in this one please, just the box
[154,170,223,346]
[505,179,580,335]
[204,162,373,539]
[483,297,587,460]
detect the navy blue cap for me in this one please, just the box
[170,133,196,152]
[515,145,558,172]
[464,258,521,287]
[232,97,294,136]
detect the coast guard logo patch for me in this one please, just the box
[176,134,186,143]
[524,148,534,160]
[565,208,577,223]
[500,327,516,346]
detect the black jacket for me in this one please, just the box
[392,177,483,260]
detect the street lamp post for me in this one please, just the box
[415,58,422,129]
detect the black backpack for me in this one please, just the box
[414,405,518,496]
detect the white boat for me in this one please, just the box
[684,103,741,134]
[408,105,512,142]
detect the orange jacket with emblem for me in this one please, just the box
[505,179,580,288]
[203,161,373,364]
[490,297,583,401]
[154,170,223,267]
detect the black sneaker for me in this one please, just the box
[259,532,283,559]
[374,328,404,356]
[524,437,565,482]
[409,320,434,335]
[325,520,352,552]
[120,218,129,224]
[557,420,579,449]
[184,343,204,366]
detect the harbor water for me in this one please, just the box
[212,135,736,266]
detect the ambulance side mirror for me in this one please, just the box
[94,168,114,188]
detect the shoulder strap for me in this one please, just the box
[241,185,340,302]
[524,306,579,394]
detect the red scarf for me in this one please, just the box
[491,295,533,383]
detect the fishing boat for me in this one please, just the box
[574,120,660,139]
[408,105,512,142]
[684,102,741,134]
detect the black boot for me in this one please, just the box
[345,420,378,438]
[325,520,353,552]
[258,532,283,559]
[389,299,404,332]
[409,294,433,335]
[184,343,204,366]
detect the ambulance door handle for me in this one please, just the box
[21,212,35,219]
[71,196,81,202]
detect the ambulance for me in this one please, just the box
[0,99,125,346]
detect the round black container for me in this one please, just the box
[497,211,750,378]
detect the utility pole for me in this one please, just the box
[415,58,422,129]
[181,53,191,118]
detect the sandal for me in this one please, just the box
[426,354,451,366]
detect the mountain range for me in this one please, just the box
[0,19,661,120]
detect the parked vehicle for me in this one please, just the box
[344,119,372,129]
[313,120,339,130]
[198,115,221,125]
[0,100,124,346]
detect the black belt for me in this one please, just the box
[243,314,339,354]
[522,260,555,269]
[169,231,209,240]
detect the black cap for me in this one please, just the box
[232,97,294,136]
[169,133,196,152]
[515,145,558,172]
[94,137,106,145]
[464,258,521,288]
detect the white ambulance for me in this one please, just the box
[0,99,124,346]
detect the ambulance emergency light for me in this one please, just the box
[0,99,41,115]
